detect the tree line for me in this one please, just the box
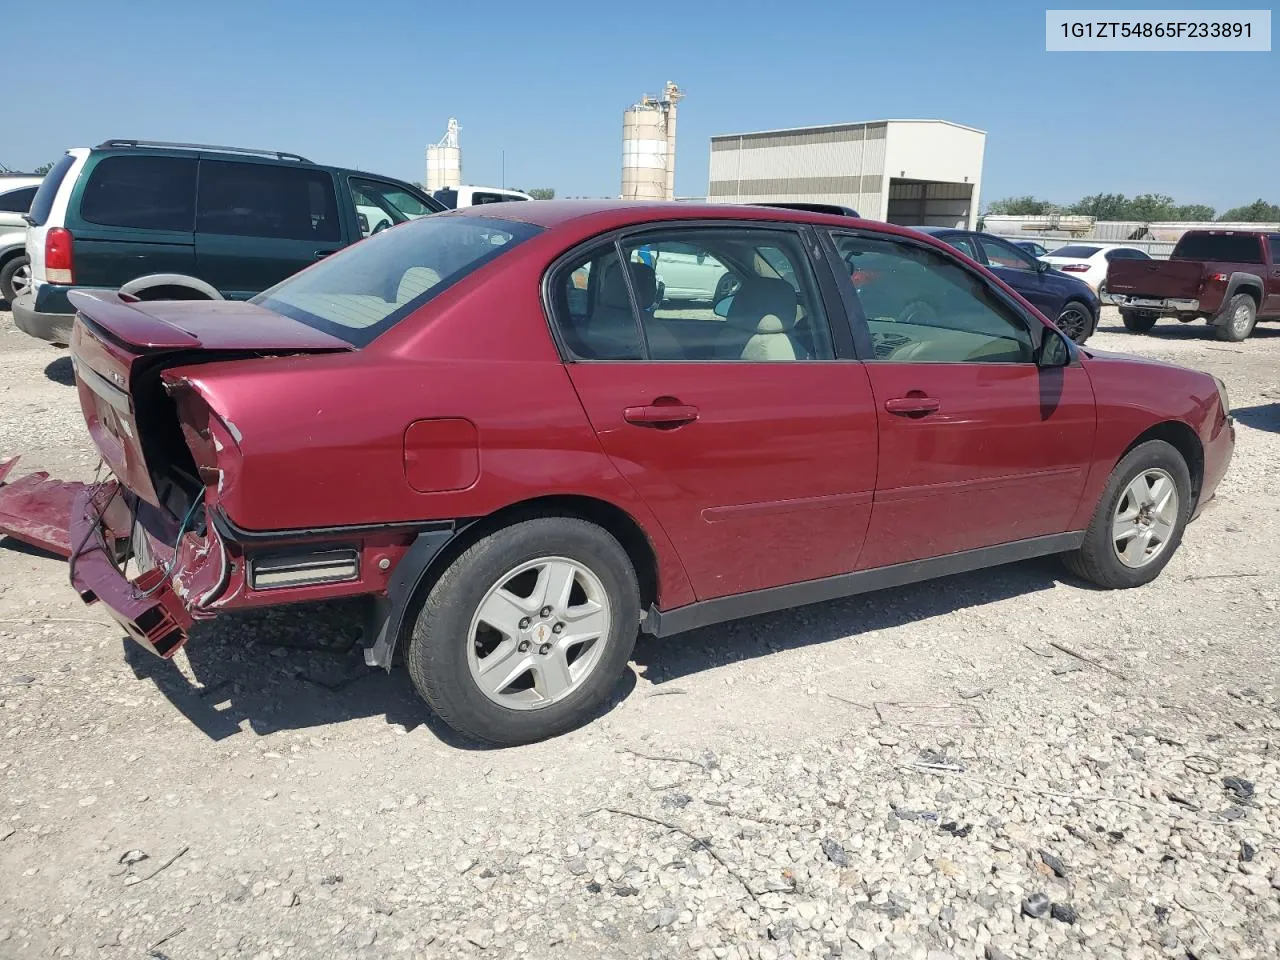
[986,193,1280,223]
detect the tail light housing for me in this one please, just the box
[45,228,74,284]
[1059,263,1090,273]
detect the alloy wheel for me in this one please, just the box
[11,262,31,299]
[1056,305,1090,343]
[466,556,612,710]
[1111,468,1179,568]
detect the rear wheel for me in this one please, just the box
[406,516,640,746]
[0,255,30,304]
[1055,300,1094,344]
[1213,293,1256,342]
[1120,309,1158,333]
[1063,440,1191,589]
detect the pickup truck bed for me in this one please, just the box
[1103,230,1280,342]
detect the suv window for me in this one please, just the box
[978,235,1037,271]
[0,185,38,214]
[551,228,835,362]
[939,234,979,259]
[80,155,197,231]
[833,232,1033,364]
[254,214,540,347]
[197,161,339,241]
[1172,232,1263,263]
[349,178,440,238]
[27,153,77,227]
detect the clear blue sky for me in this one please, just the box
[5,0,1276,212]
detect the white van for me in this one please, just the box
[431,185,533,209]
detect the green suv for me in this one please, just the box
[14,140,445,345]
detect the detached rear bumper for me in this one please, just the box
[1101,293,1200,313]
[69,485,193,658]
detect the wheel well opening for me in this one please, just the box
[413,496,660,615]
[1233,286,1261,307]
[0,248,25,267]
[133,285,210,302]
[1123,421,1204,502]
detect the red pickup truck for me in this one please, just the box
[1103,230,1280,341]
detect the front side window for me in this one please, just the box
[80,155,197,231]
[197,161,340,241]
[978,236,1038,272]
[254,214,540,346]
[0,185,38,214]
[833,232,1034,364]
[939,234,979,260]
[349,178,442,238]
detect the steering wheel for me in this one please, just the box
[898,299,938,326]
[372,219,392,235]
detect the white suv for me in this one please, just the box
[0,175,42,305]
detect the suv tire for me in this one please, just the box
[1063,439,1192,589]
[0,255,30,305]
[406,516,640,746]
[1055,300,1094,344]
[1213,293,1256,342]
[1120,309,1158,333]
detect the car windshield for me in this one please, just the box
[253,214,541,346]
[1048,245,1101,258]
[1171,232,1263,263]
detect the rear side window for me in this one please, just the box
[80,155,197,231]
[1172,232,1263,263]
[253,214,541,346]
[0,186,38,213]
[197,161,340,241]
[26,154,77,226]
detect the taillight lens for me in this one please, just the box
[45,228,74,284]
[1207,273,1229,283]
[1060,263,1090,273]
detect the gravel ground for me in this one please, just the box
[1,306,1278,960]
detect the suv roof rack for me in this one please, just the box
[95,139,312,163]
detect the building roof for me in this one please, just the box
[710,119,985,142]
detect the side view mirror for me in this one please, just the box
[1036,259,1051,273]
[713,295,733,318]
[1036,328,1072,368]
[696,251,706,264]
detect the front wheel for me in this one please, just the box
[1055,301,1094,344]
[406,516,640,746]
[1062,440,1191,589]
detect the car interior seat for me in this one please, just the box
[585,259,683,360]
[717,276,806,360]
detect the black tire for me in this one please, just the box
[1062,439,1192,589]
[1056,300,1094,344]
[0,255,30,305]
[406,516,640,746]
[1120,309,1158,333]
[1213,293,1256,343]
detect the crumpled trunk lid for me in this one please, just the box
[67,290,353,510]
[0,457,86,557]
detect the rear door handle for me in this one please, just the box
[884,396,940,416]
[314,250,333,260]
[623,402,699,428]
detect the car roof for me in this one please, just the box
[447,199,933,240]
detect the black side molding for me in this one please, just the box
[211,508,458,544]
[362,527,465,670]
[643,531,1085,637]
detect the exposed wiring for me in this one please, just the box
[132,491,205,600]
[66,460,110,590]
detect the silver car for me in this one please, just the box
[0,175,42,305]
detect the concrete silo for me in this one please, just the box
[621,82,682,201]
[426,119,462,193]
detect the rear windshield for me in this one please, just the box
[26,153,77,226]
[1172,232,1263,263]
[1048,245,1100,258]
[253,214,541,346]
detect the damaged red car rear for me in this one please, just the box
[0,203,1234,746]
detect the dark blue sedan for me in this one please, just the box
[914,227,1100,343]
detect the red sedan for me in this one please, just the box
[0,202,1235,745]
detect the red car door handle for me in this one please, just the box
[623,403,700,427]
[884,396,941,415]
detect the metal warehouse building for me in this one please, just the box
[707,119,985,229]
